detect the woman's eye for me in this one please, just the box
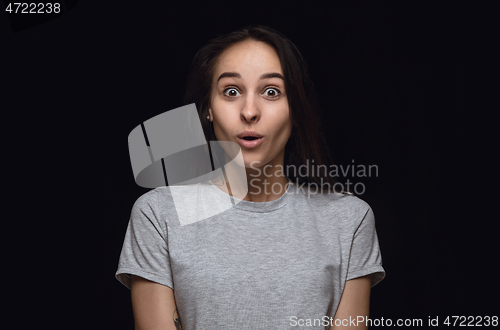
[263,87,280,98]
[223,88,240,97]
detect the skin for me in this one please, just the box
[130,275,181,330]
[129,39,373,330]
[330,275,372,329]
[208,40,292,202]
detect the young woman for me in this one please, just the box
[116,25,385,330]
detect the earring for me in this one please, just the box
[207,115,210,120]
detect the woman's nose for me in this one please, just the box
[240,97,260,123]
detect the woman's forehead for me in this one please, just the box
[214,40,283,79]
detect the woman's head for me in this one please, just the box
[209,39,291,174]
[184,25,339,191]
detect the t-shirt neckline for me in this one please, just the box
[206,178,294,213]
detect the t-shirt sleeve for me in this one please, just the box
[346,206,386,288]
[115,189,174,290]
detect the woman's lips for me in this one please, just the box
[237,137,264,149]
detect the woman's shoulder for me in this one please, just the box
[131,185,184,209]
[289,184,372,227]
[290,182,370,210]
[135,183,206,198]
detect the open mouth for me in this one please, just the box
[237,135,264,148]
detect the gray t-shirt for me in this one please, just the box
[116,179,385,329]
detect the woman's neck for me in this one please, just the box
[211,162,289,202]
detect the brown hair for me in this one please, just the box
[183,25,340,193]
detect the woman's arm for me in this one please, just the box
[330,274,372,329]
[130,275,183,330]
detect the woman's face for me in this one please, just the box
[209,40,292,172]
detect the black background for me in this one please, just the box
[2,1,495,329]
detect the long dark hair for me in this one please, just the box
[183,25,340,193]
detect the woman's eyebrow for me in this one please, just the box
[217,72,284,82]
[217,72,241,82]
[259,72,284,80]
